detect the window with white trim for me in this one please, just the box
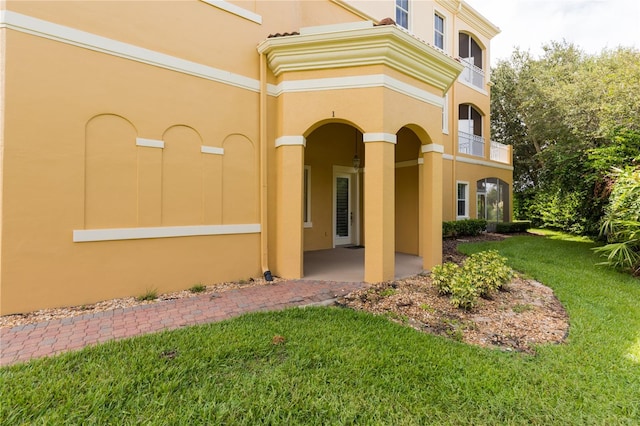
[304,166,312,227]
[459,32,484,88]
[434,13,445,50]
[457,182,469,219]
[395,0,409,30]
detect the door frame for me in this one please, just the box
[332,165,360,247]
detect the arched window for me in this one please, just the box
[458,104,484,156]
[476,178,510,222]
[458,33,484,88]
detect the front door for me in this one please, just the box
[334,172,354,246]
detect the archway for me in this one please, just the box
[395,127,422,256]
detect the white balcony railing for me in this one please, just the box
[458,131,485,157]
[459,58,484,89]
[490,141,510,164]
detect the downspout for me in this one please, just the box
[259,52,273,281]
[451,2,460,218]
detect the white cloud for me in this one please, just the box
[466,0,640,64]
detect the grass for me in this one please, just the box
[512,303,533,313]
[135,288,158,302]
[1,231,639,424]
[189,283,207,293]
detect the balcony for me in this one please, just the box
[490,141,510,164]
[459,58,484,89]
[458,131,484,157]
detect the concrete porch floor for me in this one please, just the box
[302,246,424,282]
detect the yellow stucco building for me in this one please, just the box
[0,0,512,315]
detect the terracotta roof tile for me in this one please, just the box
[264,18,460,63]
[375,17,396,26]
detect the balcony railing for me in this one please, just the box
[458,131,485,157]
[459,58,484,89]
[490,141,510,164]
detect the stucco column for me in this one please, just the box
[418,157,424,257]
[363,133,396,282]
[421,144,444,270]
[274,136,305,279]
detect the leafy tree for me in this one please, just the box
[491,43,640,234]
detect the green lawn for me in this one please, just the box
[1,232,639,424]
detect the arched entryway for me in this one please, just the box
[302,123,428,282]
[302,122,364,252]
[395,127,422,256]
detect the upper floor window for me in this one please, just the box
[458,33,484,88]
[395,0,409,29]
[458,104,484,157]
[434,13,445,49]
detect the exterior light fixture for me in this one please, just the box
[352,130,360,172]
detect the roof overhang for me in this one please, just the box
[257,23,464,94]
[435,0,501,40]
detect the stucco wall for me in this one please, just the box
[1,26,265,314]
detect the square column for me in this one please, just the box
[421,144,444,270]
[363,133,396,282]
[274,136,305,278]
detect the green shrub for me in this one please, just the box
[442,219,487,238]
[442,221,456,238]
[594,167,640,274]
[464,250,514,296]
[448,273,479,310]
[431,262,460,295]
[431,250,514,309]
[495,221,532,233]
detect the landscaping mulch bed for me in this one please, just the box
[1,233,570,355]
[339,233,569,354]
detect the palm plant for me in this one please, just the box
[594,167,640,274]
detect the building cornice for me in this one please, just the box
[435,0,501,40]
[257,24,464,94]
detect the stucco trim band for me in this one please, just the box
[200,0,262,24]
[270,74,444,107]
[275,136,306,148]
[0,10,261,93]
[201,146,224,155]
[453,155,514,171]
[421,143,445,154]
[136,138,164,149]
[363,133,397,144]
[73,224,261,242]
[441,153,513,171]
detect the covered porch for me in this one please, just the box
[258,20,463,283]
[303,248,423,282]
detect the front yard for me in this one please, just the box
[1,231,639,424]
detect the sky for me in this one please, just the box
[464,0,640,65]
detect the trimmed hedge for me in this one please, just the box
[443,219,487,238]
[495,221,532,234]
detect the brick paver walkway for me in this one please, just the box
[0,280,366,367]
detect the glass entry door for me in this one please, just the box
[334,173,353,246]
